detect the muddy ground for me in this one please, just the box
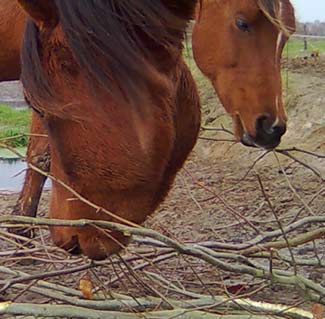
[0,58,324,317]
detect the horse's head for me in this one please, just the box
[17,0,199,260]
[192,0,295,149]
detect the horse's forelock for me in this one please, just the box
[22,0,198,111]
[56,0,197,104]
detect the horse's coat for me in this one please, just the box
[0,0,25,80]
[1,0,295,259]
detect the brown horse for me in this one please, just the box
[16,0,201,260]
[6,0,294,260]
[193,0,295,148]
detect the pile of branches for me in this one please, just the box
[0,133,324,319]
[0,214,324,318]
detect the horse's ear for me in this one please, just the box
[17,0,58,28]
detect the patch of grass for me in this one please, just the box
[285,38,325,58]
[0,105,31,148]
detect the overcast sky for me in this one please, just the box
[291,0,325,22]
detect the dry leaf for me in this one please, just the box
[312,304,323,319]
[79,277,94,300]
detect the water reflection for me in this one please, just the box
[0,159,51,192]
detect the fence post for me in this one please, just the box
[303,24,308,50]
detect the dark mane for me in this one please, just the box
[21,0,197,108]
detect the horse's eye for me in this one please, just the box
[236,18,250,32]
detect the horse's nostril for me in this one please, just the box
[67,235,82,255]
[256,115,286,136]
[254,114,287,149]
[272,121,287,137]
[256,114,273,134]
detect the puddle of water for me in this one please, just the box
[0,159,51,192]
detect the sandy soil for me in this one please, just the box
[0,60,324,316]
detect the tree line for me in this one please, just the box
[296,20,325,36]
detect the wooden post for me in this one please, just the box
[303,24,308,50]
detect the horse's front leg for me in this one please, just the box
[10,111,50,239]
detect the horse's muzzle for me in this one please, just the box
[241,114,287,150]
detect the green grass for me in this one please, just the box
[284,38,325,58]
[0,105,31,148]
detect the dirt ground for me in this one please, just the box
[0,59,324,316]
